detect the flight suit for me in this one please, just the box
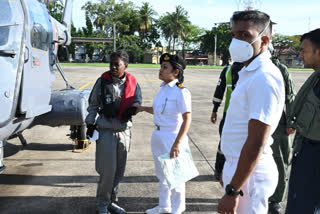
[285,69,320,214]
[85,74,142,213]
[269,59,295,204]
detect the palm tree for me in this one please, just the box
[158,6,190,52]
[139,2,157,40]
[158,14,174,51]
[171,5,190,52]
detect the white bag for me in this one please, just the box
[89,130,99,141]
[158,149,199,189]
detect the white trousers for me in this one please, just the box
[151,129,189,214]
[223,155,278,214]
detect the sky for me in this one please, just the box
[72,0,320,36]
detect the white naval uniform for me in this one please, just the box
[151,79,191,214]
[221,51,285,214]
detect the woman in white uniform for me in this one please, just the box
[138,53,192,214]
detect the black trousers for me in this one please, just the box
[214,112,227,174]
[285,135,320,214]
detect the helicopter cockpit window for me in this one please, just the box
[0,1,11,46]
[31,23,49,51]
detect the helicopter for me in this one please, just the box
[0,0,91,174]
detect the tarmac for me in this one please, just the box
[0,66,312,214]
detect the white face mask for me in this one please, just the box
[229,20,271,63]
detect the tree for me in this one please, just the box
[180,24,205,58]
[158,14,174,51]
[157,5,190,52]
[138,2,157,40]
[83,0,140,37]
[171,5,190,51]
[200,23,232,65]
[272,34,301,53]
[47,1,63,21]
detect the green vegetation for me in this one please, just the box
[49,1,305,68]
[49,1,204,63]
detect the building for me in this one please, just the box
[278,48,303,68]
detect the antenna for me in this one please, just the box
[243,0,255,10]
[242,0,262,10]
[235,0,242,11]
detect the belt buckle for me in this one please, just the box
[156,125,160,130]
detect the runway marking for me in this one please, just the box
[79,81,94,89]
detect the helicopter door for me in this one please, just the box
[0,0,25,127]
[19,0,54,118]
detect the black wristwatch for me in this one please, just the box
[225,184,243,197]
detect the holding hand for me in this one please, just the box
[286,128,296,135]
[211,112,217,124]
[86,124,96,138]
[218,195,239,214]
[170,142,180,158]
[122,106,138,120]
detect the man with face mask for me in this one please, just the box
[285,28,320,214]
[217,11,285,214]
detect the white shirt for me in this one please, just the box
[221,51,285,158]
[153,79,191,130]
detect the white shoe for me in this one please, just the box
[145,206,171,214]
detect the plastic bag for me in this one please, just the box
[158,149,199,189]
[89,130,99,141]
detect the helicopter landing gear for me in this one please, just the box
[69,125,91,153]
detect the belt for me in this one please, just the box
[155,125,178,132]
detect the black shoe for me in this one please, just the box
[269,202,282,214]
[108,203,127,214]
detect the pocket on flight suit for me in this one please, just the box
[296,92,320,140]
[95,134,103,174]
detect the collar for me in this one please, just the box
[243,50,272,72]
[161,79,178,87]
[112,73,126,84]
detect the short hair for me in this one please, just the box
[231,10,272,37]
[110,50,129,65]
[300,28,320,50]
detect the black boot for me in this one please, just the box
[108,203,127,214]
[269,202,282,214]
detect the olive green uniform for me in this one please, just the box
[269,59,295,203]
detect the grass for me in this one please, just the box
[60,62,312,71]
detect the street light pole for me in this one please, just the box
[214,34,217,66]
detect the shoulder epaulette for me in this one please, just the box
[176,83,185,89]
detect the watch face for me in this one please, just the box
[225,184,234,195]
[225,184,239,196]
